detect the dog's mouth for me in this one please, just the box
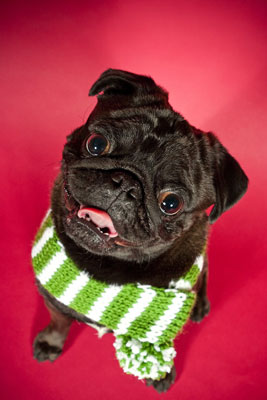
[63,181,140,248]
[77,206,118,238]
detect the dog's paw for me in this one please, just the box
[33,330,63,362]
[190,296,210,323]
[145,365,176,393]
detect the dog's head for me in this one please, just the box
[59,69,248,261]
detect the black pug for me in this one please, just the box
[32,69,248,393]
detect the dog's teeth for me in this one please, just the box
[103,232,109,236]
[97,227,101,231]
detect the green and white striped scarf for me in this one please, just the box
[32,210,205,381]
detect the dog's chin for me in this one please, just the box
[62,184,170,260]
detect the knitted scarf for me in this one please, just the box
[32,211,205,381]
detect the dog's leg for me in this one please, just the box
[190,258,210,322]
[33,298,73,362]
[145,365,176,393]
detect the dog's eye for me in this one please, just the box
[159,192,183,215]
[86,133,110,156]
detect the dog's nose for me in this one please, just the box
[111,171,141,200]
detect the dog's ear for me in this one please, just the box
[208,133,248,224]
[89,68,168,99]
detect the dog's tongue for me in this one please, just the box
[77,207,118,238]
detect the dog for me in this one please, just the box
[32,69,248,393]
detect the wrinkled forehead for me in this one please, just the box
[88,107,193,151]
[87,108,196,188]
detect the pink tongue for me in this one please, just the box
[77,207,118,238]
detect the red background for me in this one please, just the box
[1,1,267,399]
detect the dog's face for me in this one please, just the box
[58,69,248,261]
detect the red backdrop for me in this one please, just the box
[1,1,267,399]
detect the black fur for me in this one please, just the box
[34,69,248,392]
